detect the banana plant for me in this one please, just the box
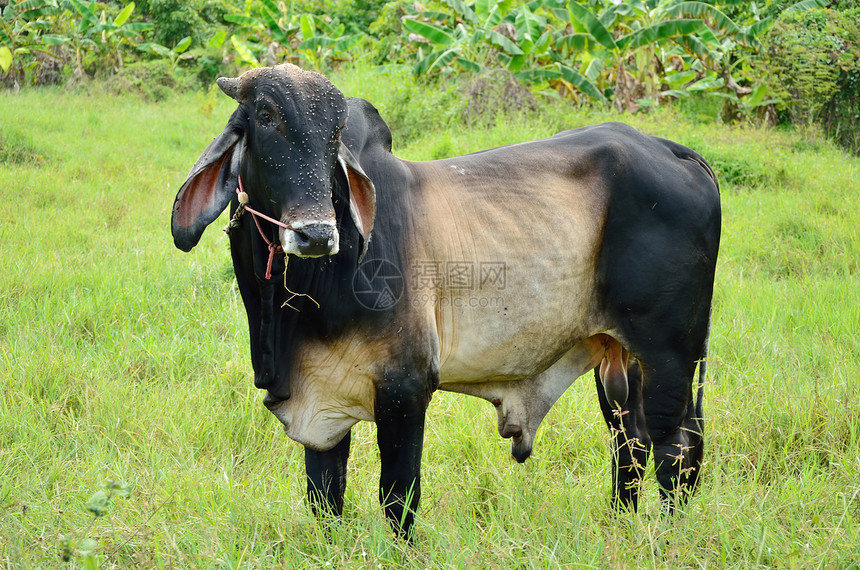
[399,0,830,111]
[84,1,152,71]
[59,0,152,77]
[562,1,720,110]
[403,0,607,103]
[296,13,362,70]
[563,0,828,111]
[402,0,551,77]
[137,35,194,70]
[402,17,482,75]
[224,0,299,67]
[0,0,150,83]
[223,1,361,70]
[0,0,64,81]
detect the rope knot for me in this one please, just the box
[266,241,284,281]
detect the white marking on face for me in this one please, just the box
[279,221,339,257]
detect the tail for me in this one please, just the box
[688,154,719,192]
[661,137,720,193]
[695,314,711,422]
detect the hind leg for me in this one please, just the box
[595,360,651,512]
[639,356,701,511]
[682,374,705,495]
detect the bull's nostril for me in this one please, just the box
[294,223,337,256]
[282,222,339,257]
[501,423,523,439]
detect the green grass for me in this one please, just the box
[1,68,858,568]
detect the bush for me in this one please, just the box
[820,61,860,155]
[133,0,225,47]
[760,7,860,153]
[107,58,197,100]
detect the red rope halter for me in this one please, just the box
[236,175,291,280]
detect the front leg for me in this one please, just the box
[304,431,351,518]
[375,371,432,540]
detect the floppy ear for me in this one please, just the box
[337,142,376,262]
[172,110,246,252]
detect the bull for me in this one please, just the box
[171,64,720,539]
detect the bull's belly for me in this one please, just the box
[432,277,603,385]
[437,325,577,384]
[438,334,607,461]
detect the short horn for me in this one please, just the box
[217,76,240,100]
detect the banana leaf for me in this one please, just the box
[413,47,459,75]
[663,2,739,33]
[557,63,607,103]
[617,19,704,50]
[567,3,616,51]
[402,18,455,47]
[113,2,135,27]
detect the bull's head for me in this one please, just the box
[171,64,376,260]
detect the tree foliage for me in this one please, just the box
[758,6,859,152]
[0,0,152,85]
[0,0,857,152]
[398,0,827,112]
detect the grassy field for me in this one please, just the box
[1,65,858,568]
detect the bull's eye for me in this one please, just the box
[257,110,274,128]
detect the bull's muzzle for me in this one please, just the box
[281,221,339,258]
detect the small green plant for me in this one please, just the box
[137,34,193,70]
[59,480,131,569]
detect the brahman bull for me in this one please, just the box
[172,64,720,539]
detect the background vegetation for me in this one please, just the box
[1,60,859,567]
[1,0,858,153]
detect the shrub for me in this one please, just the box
[107,58,197,100]
[133,0,224,47]
[759,7,860,153]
